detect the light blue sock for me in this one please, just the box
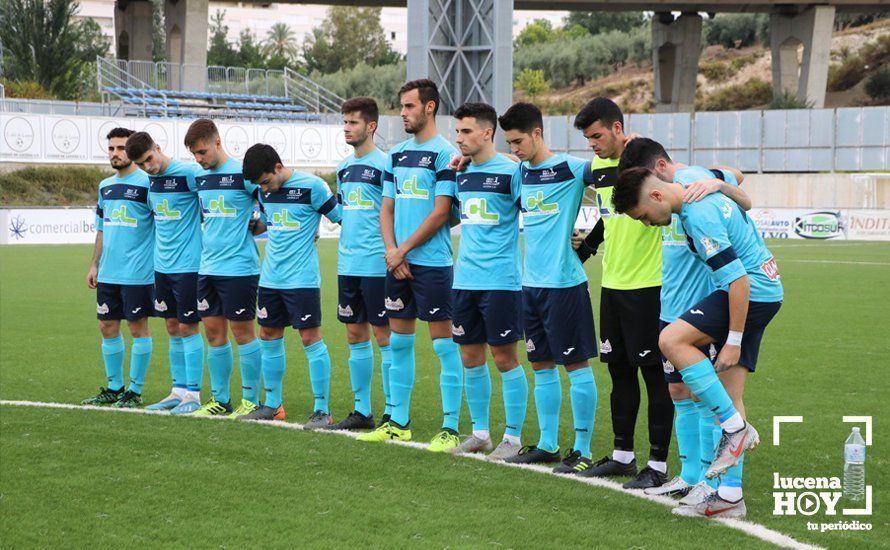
[534,368,562,453]
[379,345,393,416]
[260,338,286,409]
[304,339,332,414]
[433,338,463,432]
[721,455,745,496]
[101,335,125,391]
[568,366,597,458]
[348,341,374,416]
[388,332,416,426]
[168,336,186,390]
[182,333,205,392]
[679,358,737,423]
[464,365,491,433]
[127,337,153,394]
[208,341,234,404]
[501,365,528,438]
[694,399,721,488]
[674,398,701,485]
[238,339,262,405]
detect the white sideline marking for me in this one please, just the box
[1,399,821,550]
[780,259,890,266]
[769,243,888,249]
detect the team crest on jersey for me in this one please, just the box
[104,205,138,227]
[344,188,373,210]
[600,339,612,354]
[397,175,429,199]
[338,305,354,317]
[269,210,300,231]
[154,300,168,312]
[526,339,536,353]
[452,325,465,336]
[522,190,559,217]
[202,195,236,218]
[385,297,404,311]
[700,236,719,255]
[461,198,500,225]
[154,199,182,220]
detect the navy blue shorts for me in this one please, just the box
[197,274,259,321]
[659,320,719,383]
[154,271,199,324]
[451,289,523,346]
[96,282,153,321]
[337,275,388,326]
[678,290,782,372]
[258,286,322,329]
[523,282,597,365]
[384,264,452,321]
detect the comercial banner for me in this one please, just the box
[3,207,888,245]
[0,113,346,167]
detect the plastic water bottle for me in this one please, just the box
[843,427,866,501]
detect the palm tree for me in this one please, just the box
[263,22,298,61]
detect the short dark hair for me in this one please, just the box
[242,143,282,182]
[106,127,134,140]
[398,79,440,116]
[612,167,653,214]
[454,102,498,138]
[184,118,219,148]
[125,131,155,160]
[498,102,543,135]
[341,96,379,124]
[573,97,624,132]
[618,137,671,172]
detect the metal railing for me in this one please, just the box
[284,67,344,113]
[96,57,177,117]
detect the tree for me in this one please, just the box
[514,19,556,47]
[236,30,266,68]
[514,68,550,99]
[563,11,647,36]
[207,9,239,67]
[151,0,166,62]
[302,7,400,74]
[264,22,299,62]
[0,0,110,99]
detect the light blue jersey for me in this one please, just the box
[96,169,154,285]
[259,171,342,289]
[337,147,387,276]
[680,183,783,303]
[520,153,593,288]
[148,158,202,274]
[382,134,458,267]
[660,167,738,322]
[196,157,260,277]
[454,154,522,291]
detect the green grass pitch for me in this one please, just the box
[1,240,887,548]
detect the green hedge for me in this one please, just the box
[0,166,111,206]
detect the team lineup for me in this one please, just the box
[83,79,783,520]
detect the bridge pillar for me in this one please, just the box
[114,0,154,61]
[407,0,513,115]
[165,0,209,92]
[652,12,702,113]
[770,6,835,108]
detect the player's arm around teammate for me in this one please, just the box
[82,128,155,409]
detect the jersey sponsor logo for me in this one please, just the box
[197,298,210,311]
[201,195,237,218]
[662,217,688,246]
[600,339,612,354]
[461,197,500,225]
[452,325,465,336]
[344,187,374,210]
[338,304,354,317]
[526,338,536,353]
[396,175,429,199]
[154,199,182,220]
[154,300,168,312]
[269,210,301,231]
[385,297,404,311]
[700,236,719,255]
[97,302,109,314]
[104,204,138,227]
[257,306,268,319]
[522,191,559,217]
[761,256,781,281]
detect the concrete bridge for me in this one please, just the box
[118,0,888,114]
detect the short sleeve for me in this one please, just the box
[382,152,395,199]
[313,178,341,222]
[579,158,597,187]
[683,202,746,287]
[186,164,200,192]
[511,163,523,205]
[95,195,104,231]
[434,148,457,197]
[243,178,260,196]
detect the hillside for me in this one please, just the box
[518,18,890,113]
